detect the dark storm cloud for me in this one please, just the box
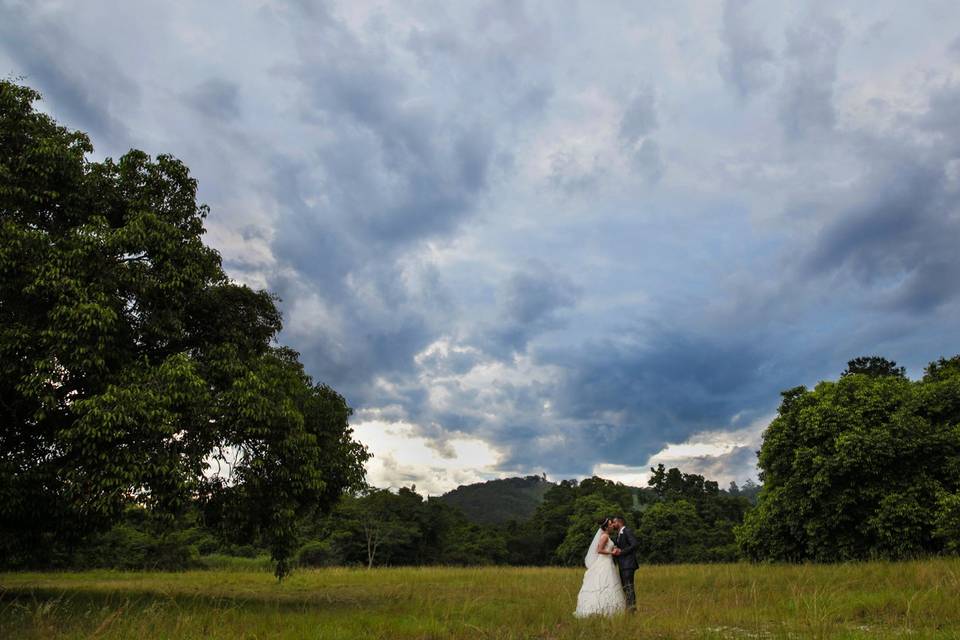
[508,327,784,474]
[630,138,664,184]
[619,88,658,146]
[921,84,960,150]
[259,3,555,410]
[486,263,580,356]
[268,257,442,408]
[618,88,664,183]
[504,265,579,325]
[0,3,137,147]
[718,0,776,99]
[501,274,912,477]
[184,79,241,121]
[802,160,948,306]
[778,14,843,139]
[801,86,960,313]
[415,348,484,377]
[950,35,960,58]
[548,149,601,195]
[272,3,507,254]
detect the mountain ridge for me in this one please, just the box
[438,475,554,524]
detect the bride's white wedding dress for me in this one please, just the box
[574,529,626,617]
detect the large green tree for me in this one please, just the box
[303,487,509,567]
[554,493,623,566]
[636,500,705,563]
[0,81,368,577]
[737,356,960,561]
[533,476,646,566]
[646,464,749,562]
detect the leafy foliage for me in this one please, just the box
[302,487,508,567]
[553,493,623,566]
[641,465,750,562]
[726,478,761,503]
[530,476,648,566]
[295,472,749,568]
[0,80,368,577]
[841,356,907,379]
[738,355,960,561]
[636,500,705,563]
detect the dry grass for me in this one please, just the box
[2,559,959,639]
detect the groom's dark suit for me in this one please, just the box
[613,525,639,610]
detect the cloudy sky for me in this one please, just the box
[4,0,960,494]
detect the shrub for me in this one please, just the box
[298,540,339,567]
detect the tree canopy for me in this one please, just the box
[737,355,960,561]
[0,80,368,577]
[641,464,749,562]
[841,356,907,379]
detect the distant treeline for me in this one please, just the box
[34,468,758,570]
[270,467,760,568]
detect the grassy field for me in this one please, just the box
[2,559,959,639]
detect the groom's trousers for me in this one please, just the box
[618,567,636,610]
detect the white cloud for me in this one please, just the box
[592,415,771,487]
[354,420,503,495]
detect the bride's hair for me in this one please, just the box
[598,516,613,529]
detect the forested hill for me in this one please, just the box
[439,476,554,524]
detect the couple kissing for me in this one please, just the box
[573,515,638,617]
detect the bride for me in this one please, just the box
[574,516,626,617]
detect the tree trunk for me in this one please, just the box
[365,524,379,569]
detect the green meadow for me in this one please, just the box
[2,559,959,639]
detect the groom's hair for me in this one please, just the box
[612,515,626,524]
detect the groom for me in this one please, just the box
[610,515,638,611]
